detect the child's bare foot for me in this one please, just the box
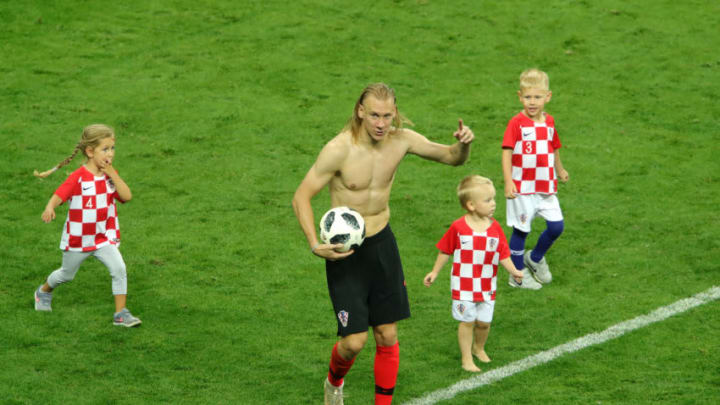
[473,350,491,363]
[462,362,482,372]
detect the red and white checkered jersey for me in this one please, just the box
[53,166,125,252]
[436,217,510,302]
[502,113,562,195]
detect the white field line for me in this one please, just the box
[403,286,720,405]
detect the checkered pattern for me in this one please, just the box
[502,113,562,195]
[436,218,510,302]
[54,166,122,252]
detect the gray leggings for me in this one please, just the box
[47,244,127,295]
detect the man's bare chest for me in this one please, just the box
[337,146,405,191]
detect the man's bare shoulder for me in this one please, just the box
[392,127,431,150]
[327,129,353,146]
[315,130,352,172]
[321,130,353,157]
[393,127,426,142]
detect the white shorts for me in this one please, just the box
[452,299,495,323]
[506,193,563,233]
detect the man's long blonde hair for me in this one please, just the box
[344,83,413,143]
[34,124,115,178]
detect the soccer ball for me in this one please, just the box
[319,206,365,252]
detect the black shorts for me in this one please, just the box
[325,224,411,336]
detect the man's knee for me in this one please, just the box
[339,332,368,357]
[373,324,398,346]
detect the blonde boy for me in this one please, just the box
[424,175,523,372]
[502,68,569,290]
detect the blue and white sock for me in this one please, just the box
[530,220,564,262]
[509,228,529,270]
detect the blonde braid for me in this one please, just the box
[33,142,82,179]
[34,124,114,179]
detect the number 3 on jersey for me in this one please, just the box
[524,141,534,154]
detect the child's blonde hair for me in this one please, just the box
[457,175,494,210]
[34,124,115,178]
[519,68,550,92]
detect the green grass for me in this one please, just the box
[1,0,719,404]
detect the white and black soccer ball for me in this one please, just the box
[319,206,365,252]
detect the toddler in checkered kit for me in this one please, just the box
[33,124,141,327]
[502,68,570,291]
[424,175,524,372]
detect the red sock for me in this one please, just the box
[374,342,399,405]
[328,342,355,387]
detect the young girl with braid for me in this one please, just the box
[33,124,141,327]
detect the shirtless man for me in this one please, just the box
[292,83,474,405]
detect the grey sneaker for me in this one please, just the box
[34,286,52,311]
[508,269,542,290]
[113,308,142,327]
[524,251,552,284]
[324,378,344,405]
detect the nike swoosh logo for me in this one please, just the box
[83,187,92,190]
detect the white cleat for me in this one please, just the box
[324,378,344,405]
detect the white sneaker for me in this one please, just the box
[508,269,542,290]
[324,378,344,405]
[524,251,552,284]
[113,308,142,327]
[34,286,53,311]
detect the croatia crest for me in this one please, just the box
[337,310,349,327]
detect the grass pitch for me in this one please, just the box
[1,1,719,404]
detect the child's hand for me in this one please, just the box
[557,169,569,183]
[41,207,56,223]
[423,272,438,287]
[101,163,118,177]
[505,182,518,199]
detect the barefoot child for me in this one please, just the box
[33,124,141,327]
[424,175,523,372]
